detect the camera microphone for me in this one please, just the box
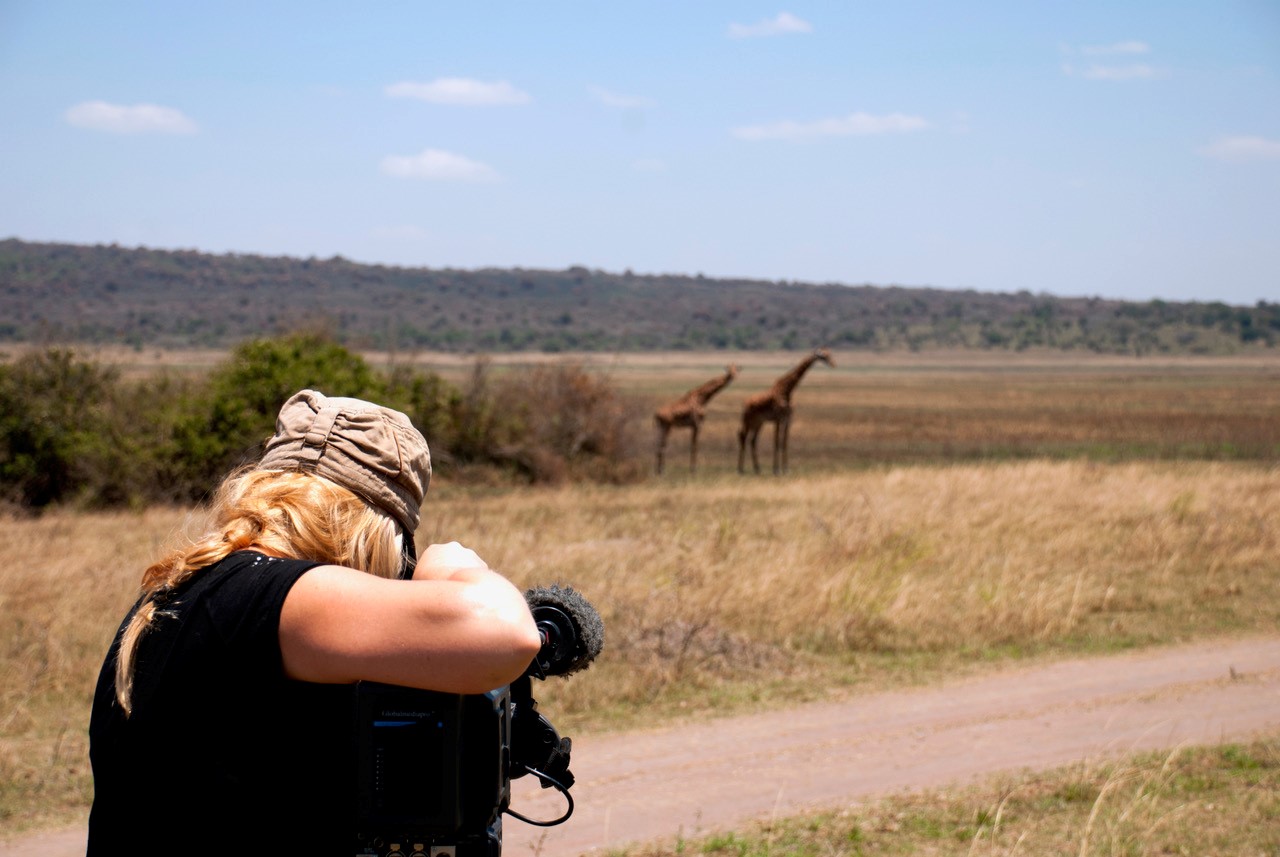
[523,585,605,680]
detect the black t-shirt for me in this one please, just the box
[87,550,356,856]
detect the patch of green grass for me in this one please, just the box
[615,736,1280,857]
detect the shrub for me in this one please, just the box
[0,349,119,508]
[384,363,464,471]
[166,331,391,499]
[483,361,649,484]
[0,342,649,510]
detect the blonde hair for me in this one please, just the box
[114,467,407,714]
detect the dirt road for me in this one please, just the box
[5,634,1278,857]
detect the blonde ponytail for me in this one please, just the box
[114,467,406,714]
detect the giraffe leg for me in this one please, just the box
[750,426,763,474]
[772,421,782,475]
[690,423,699,473]
[779,416,790,475]
[737,426,748,474]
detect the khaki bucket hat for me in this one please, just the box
[257,389,431,535]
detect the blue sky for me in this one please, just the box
[1,2,1277,306]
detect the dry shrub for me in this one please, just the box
[485,361,651,484]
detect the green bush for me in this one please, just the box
[0,339,649,510]
[0,349,119,508]
[166,332,392,500]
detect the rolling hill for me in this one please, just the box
[2,238,1274,354]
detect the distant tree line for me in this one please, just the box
[2,239,1276,355]
[0,333,649,512]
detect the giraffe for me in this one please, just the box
[653,364,739,474]
[737,348,835,475]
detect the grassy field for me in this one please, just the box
[48,345,1280,471]
[618,349,1280,472]
[1,351,1278,839]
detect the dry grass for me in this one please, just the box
[618,735,1280,857]
[637,351,1280,473]
[4,462,1278,832]
[424,459,1280,730]
[0,506,211,833]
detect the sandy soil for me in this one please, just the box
[5,634,1278,857]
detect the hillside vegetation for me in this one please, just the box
[2,238,1276,354]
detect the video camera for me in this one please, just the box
[353,585,605,857]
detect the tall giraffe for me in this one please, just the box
[737,348,835,475]
[653,364,739,474]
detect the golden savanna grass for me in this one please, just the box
[1,352,1278,836]
[424,459,1280,727]
[635,350,1280,471]
[4,460,1278,833]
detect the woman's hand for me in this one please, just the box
[412,541,491,581]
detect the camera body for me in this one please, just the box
[354,683,512,857]
[353,585,601,857]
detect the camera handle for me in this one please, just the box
[505,675,575,827]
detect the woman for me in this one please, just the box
[87,389,542,856]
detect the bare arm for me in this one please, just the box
[410,541,500,583]
[279,543,541,693]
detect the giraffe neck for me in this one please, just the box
[775,355,820,400]
[692,370,735,405]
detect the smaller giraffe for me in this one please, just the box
[738,348,835,475]
[654,365,739,474]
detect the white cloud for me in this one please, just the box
[64,101,197,134]
[732,111,928,141]
[385,78,531,105]
[727,12,812,39]
[1062,41,1165,80]
[1082,40,1150,55]
[1078,63,1165,80]
[380,149,499,182]
[589,85,655,109]
[631,157,667,172]
[1198,135,1280,162]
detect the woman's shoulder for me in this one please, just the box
[221,549,323,573]
[186,550,327,607]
